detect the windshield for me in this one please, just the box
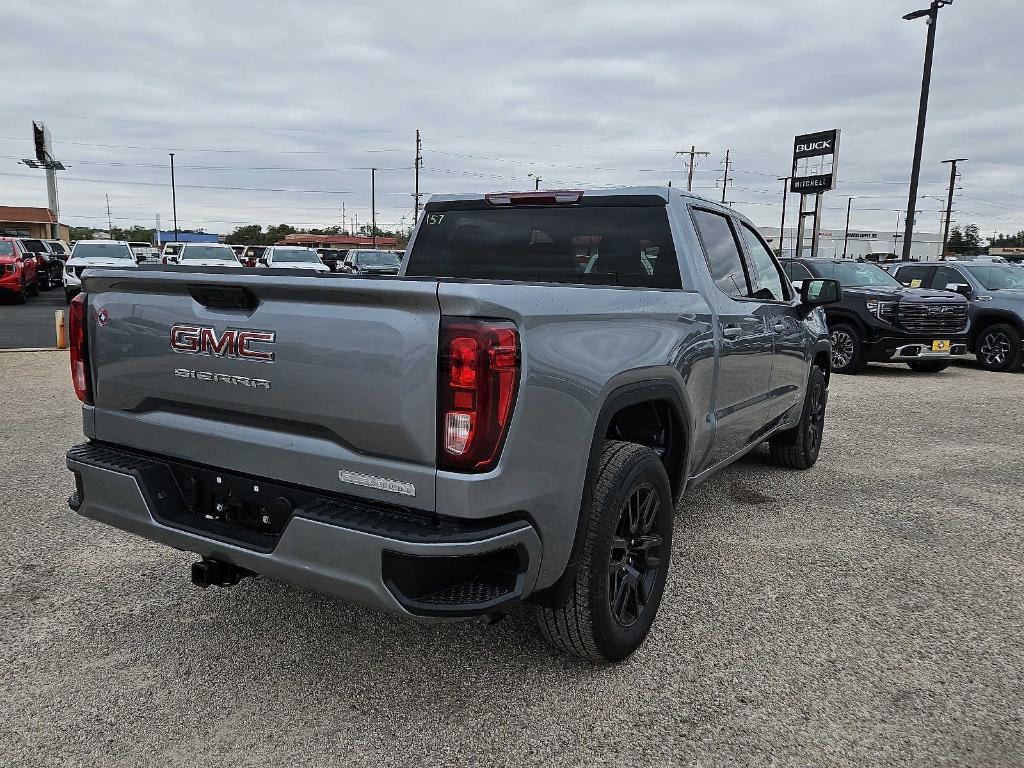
[355,250,401,267]
[811,261,902,287]
[21,239,47,253]
[72,242,134,260]
[967,265,1024,290]
[181,245,237,261]
[0,242,14,256]
[273,248,320,264]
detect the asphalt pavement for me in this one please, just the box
[0,288,67,349]
[1,353,1022,767]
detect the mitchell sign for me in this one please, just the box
[791,129,840,193]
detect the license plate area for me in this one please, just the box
[931,340,951,352]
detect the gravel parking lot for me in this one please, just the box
[1,352,1021,767]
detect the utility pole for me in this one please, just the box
[371,167,377,249]
[106,194,113,238]
[719,150,732,205]
[940,157,966,258]
[900,0,953,261]
[842,197,854,258]
[528,173,541,190]
[169,153,179,242]
[341,201,346,234]
[777,177,790,257]
[413,129,423,224]
[676,145,710,192]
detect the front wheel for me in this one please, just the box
[769,365,827,470]
[907,361,950,373]
[976,324,1023,372]
[829,323,866,374]
[535,441,673,663]
[27,277,39,297]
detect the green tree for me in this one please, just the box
[225,224,265,245]
[962,224,982,255]
[990,230,1024,248]
[264,224,298,244]
[946,226,964,256]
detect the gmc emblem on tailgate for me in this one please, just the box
[170,324,276,362]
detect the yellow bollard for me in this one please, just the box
[55,310,67,349]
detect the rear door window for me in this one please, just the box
[690,208,751,298]
[739,224,788,301]
[406,204,681,288]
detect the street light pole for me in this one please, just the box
[169,153,179,242]
[528,173,541,190]
[900,0,952,262]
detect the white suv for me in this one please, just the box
[64,240,139,302]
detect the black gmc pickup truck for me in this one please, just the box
[781,258,969,374]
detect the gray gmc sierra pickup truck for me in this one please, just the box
[65,187,840,662]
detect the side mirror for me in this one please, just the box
[945,282,972,297]
[799,278,842,312]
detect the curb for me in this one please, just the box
[0,347,64,353]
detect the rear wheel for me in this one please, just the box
[535,441,673,663]
[829,323,866,374]
[38,271,51,290]
[769,365,827,470]
[976,324,1023,372]
[907,361,949,373]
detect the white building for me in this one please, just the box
[757,226,942,261]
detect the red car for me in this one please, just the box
[0,237,40,304]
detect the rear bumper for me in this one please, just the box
[66,442,542,618]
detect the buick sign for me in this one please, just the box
[791,129,840,194]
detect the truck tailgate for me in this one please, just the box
[83,269,440,511]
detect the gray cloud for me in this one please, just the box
[2,0,1021,238]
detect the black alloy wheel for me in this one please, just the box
[608,482,663,628]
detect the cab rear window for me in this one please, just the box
[406,204,681,288]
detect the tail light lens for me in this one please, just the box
[438,318,520,472]
[69,292,92,404]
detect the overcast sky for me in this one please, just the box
[3,0,1022,239]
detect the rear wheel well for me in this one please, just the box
[605,399,685,498]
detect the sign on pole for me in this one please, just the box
[790,129,840,194]
[790,129,840,258]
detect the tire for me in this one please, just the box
[65,290,73,304]
[829,323,866,374]
[27,278,39,297]
[14,285,26,304]
[907,361,950,373]
[535,441,673,663]
[769,365,828,470]
[975,323,1023,373]
[39,272,51,291]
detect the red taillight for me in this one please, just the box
[69,292,91,404]
[438,318,520,472]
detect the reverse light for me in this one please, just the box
[438,318,520,472]
[68,292,92,404]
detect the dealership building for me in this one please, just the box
[0,205,69,240]
[758,226,942,261]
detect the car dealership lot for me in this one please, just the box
[1,352,1021,767]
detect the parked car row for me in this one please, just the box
[781,257,1024,373]
[0,236,70,303]
[59,240,406,302]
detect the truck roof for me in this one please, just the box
[423,185,733,207]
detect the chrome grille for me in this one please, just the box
[897,302,968,333]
